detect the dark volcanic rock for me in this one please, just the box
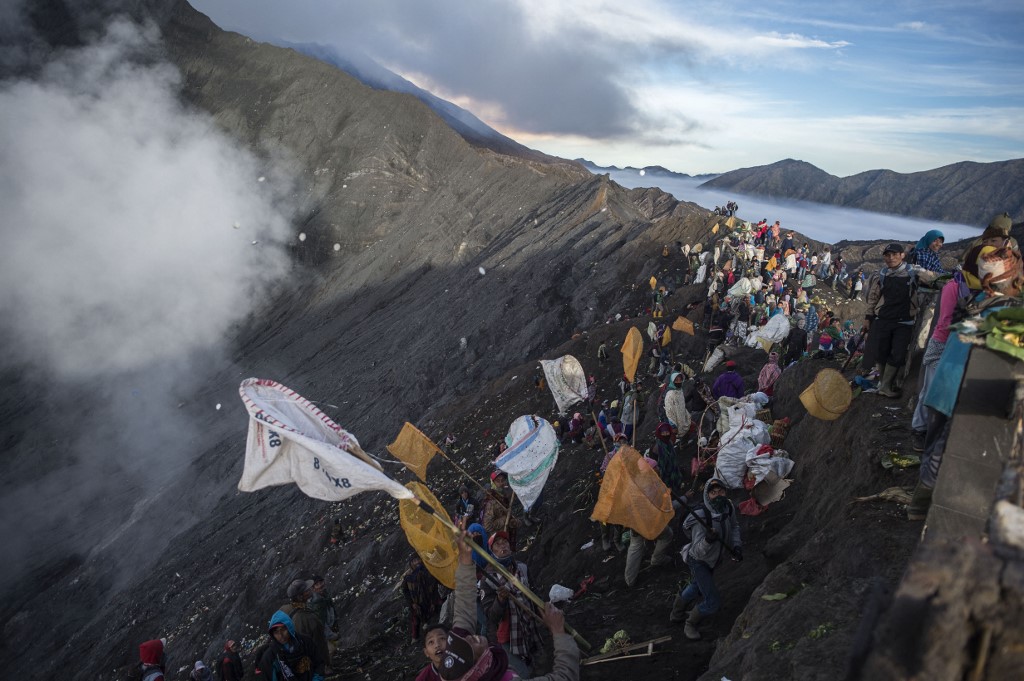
[700,158,1024,226]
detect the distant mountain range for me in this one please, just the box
[578,159,718,182]
[271,39,558,163]
[699,158,1024,226]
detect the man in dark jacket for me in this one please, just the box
[403,556,443,644]
[216,640,243,681]
[670,478,742,640]
[862,243,938,396]
[281,579,330,673]
[783,315,808,365]
[258,611,324,681]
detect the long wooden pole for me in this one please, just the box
[411,497,591,651]
[631,390,638,448]
[503,490,516,531]
[590,409,609,456]
[437,450,489,495]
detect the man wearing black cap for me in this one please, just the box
[862,243,938,397]
[281,578,330,672]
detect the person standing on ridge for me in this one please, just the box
[403,556,443,645]
[712,361,744,399]
[281,579,330,673]
[189,661,213,681]
[308,576,338,652]
[862,243,938,397]
[216,640,244,681]
[909,229,948,274]
[259,611,325,681]
[623,452,679,590]
[480,531,543,677]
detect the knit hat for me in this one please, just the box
[725,360,737,368]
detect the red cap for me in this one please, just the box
[488,531,510,549]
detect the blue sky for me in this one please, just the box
[190,0,1024,176]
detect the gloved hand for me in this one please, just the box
[704,530,718,543]
[731,547,743,562]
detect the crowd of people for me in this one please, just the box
[130,209,1020,681]
[130,576,338,681]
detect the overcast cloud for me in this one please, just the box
[192,0,1024,176]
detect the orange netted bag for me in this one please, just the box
[591,445,674,540]
[399,482,457,588]
[387,422,441,481]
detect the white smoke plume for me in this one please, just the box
[0,19,291,377]
[0,17,293,589]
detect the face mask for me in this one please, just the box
[497,554,515,569]
[710,496,729,513]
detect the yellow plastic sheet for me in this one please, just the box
[399,482,458,588]
[621,327,644,383]
[591,446,673,540]
[387,422,442,481]
[672,316,694,336]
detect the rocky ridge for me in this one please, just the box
[700,158,1024,226]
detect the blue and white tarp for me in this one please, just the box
[496,415,560,512]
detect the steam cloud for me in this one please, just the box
[0,18,293,590]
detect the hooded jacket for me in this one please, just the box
[138,639,166,681]
[683,479,741,567]
[467,523,492,570]
[258,611,324,681]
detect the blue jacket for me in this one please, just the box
[259,611,323,681]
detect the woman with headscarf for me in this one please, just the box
[909,229,948,274]
[757,352,782,396]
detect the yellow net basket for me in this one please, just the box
[399,482,458,588]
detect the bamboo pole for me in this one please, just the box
[437,450,489,496]
[590,409,609,457]
[503,490,516,531]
